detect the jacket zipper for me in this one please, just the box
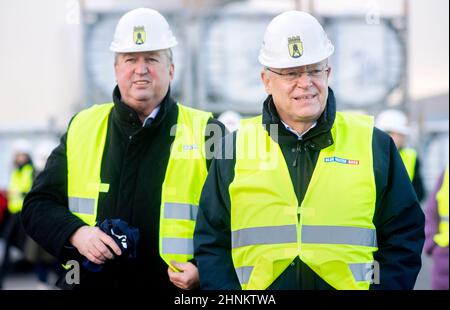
[293,141,303,288]
[292,142,303,224]
[292,142,302,167]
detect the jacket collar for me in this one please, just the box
[262,87,336,150]
[111,85,176,128]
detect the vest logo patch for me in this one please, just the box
[183,144,198,151]
[324,156,359,165]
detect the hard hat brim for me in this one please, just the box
[258,46,334,69]
[110,40,178,53]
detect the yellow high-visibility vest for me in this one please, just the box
[399,148,417,181]
[434,166,449,247]
[230,112,378,290]
[66,103,211,270]
[7,164,34,214]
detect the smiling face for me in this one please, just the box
[261,60,331,131]
[114,50,174,119]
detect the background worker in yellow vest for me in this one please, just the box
[0,140,34,289]
[194,11,425,290]
[376,109,426,202]
[21,8,225,290]
[425,166,449,290]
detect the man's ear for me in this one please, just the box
[114,64,119,81]
[261,69,272,94]
[169,63,175,81]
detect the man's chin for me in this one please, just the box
[130,93,153,102]
[294,111,322,123]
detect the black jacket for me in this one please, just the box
[194,88,425,290]
[22,86,226,289]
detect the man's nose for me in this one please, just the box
[135,60,148,74]
[295,73,313,88]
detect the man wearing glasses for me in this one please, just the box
[194,11,424,290]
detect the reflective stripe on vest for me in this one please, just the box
[7,164,34,214]
[164,202,198,221]
[349,262,379,283]
[232,225,377,248]
[66,103,211,270]
[301,225,377,246]
[434,166,449,247]
[399,148,417,181]
[161,237,194,255]
[230,112,378,290]
[68,197,96,215]
[235,266,254,285]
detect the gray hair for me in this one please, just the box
[162,49,173,66]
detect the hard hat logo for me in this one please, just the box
[133,26,146,45]
[288,36,303,58]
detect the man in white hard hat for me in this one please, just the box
[375,109,425,201]
[22,8,225,290]
[194,11,424,290]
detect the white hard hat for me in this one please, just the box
[12,139,31,154]
[110,8,178,53]
[259,11,334,68]
[34,141,57,172]
[375,109,410,135]
[218,111,242,132]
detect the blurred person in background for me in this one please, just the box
[194,11,424,290]
[21,8,224,290]
[0,139,34,289]
[218,110,241,132]
[22,141,62,289]
[0,191,7,233]
[376,109,426,202]
[424,166,449,290]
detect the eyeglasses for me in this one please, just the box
[266,67,330,82]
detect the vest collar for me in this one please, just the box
[262,87,336,150]
[112,85,176,129]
